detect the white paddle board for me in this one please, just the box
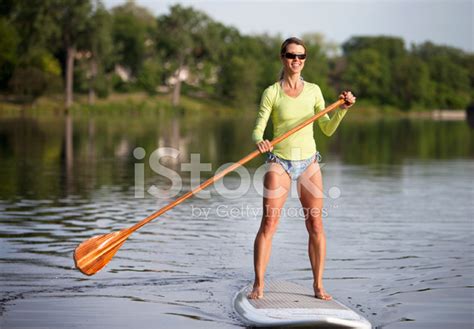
[233,281,371,328]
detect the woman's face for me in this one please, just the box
[281,43,306,75]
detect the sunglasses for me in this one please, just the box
[284,52,307,60]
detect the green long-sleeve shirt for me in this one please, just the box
[252,81,348,160]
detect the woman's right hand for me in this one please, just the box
[256,140,273,153]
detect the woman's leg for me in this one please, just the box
[297,162,332,300]
[248,163,291,299]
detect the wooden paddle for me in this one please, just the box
[74,98,346,275]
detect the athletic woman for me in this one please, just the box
[249,37,356,301]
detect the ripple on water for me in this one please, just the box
[0,161,473,328]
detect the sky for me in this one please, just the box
[104,0,473,52]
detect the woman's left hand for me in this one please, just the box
[339,91,356,109]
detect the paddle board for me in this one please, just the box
[233,281,371,328]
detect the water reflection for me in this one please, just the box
[318,118,474,164]
[62,113,74,195]
[0,109,472,200]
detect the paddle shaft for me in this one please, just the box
[130,98,345,233]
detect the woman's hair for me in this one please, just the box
[279,37,307,81]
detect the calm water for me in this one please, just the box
[0,107,473,328]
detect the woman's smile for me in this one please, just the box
[291,62,302,69]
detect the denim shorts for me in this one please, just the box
[266,152,321,180]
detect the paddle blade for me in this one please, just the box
[74,229,131,276]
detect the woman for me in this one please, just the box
[249,37,356,301]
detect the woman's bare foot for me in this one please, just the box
[248,283,264,299]
[314,286,332,300]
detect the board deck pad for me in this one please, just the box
[234,281,371,328]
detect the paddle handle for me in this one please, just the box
[130,98,345,232]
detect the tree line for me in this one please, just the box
[0,0,472,110]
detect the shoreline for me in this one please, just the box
[408,110,466,121]
[0,93,469,122]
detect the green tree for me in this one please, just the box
[464,54,474,102]
[111,0,156,78]
[3,0,63,102]
[10,0,94,107]
[255,35,282,93]
[342,36,406,106]
[196,21,240,96]
[392,55,432,109]
[342,48,390,103]
[343,36,406,62]
[57,0,93,108]
[301,33,335,100]
[8,49,62,104]
[219,56,259,108]
[157,5,217,106]
[81,1,114,103]
[217,33,285,107]
[0,18,19,88]
[137,58,163,95]
[413,42,471,109]
[5,0,60,53]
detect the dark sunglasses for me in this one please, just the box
[284,52,307,60]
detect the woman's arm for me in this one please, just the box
[317,109,348,137]
[315,88,355,136]
[252,87,274,144]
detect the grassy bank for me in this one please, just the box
[0,92,240,118]
[0,92,462,121]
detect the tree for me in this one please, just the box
[11,0,95,107]
[56,0,93,108]
[5,0,60,54]
[341,48,390,103]
[195,21,240,96]
[219,56,259,107]
[342,36,406,62]
[81,1,114,103]
[342,36,406,105]
[301,33,335,100]
[217,33,281,105]
[2,1,66,103]
[464,54,474,102]
[111,1,156,78]
[413,42,471,109]
[157,5,215,106]
[0,18,19,88]
[8,49,62,104]
[392,55,432,109]
[137,58,163,95]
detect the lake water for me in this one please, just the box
[0,107,473,328]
